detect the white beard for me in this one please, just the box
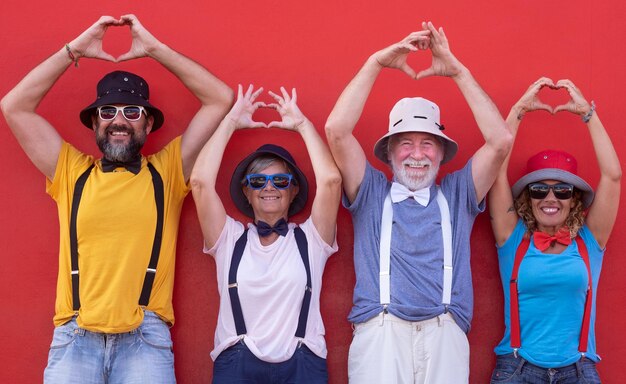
[391,157,439,191]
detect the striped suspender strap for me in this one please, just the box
[510,236,592,355]
[69,165,95,311]
[379,187,452,308]
[228,227,311,338]
[69,163,164,311]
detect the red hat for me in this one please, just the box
[511,149,594,207]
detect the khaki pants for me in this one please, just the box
[348,312,469,384]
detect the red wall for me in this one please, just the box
[1,1,625,383]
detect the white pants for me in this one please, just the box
[348,312,469,384]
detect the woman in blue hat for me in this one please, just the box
[190,84,341,383]
[488,78,621,383]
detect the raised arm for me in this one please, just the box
[1,16,119,179]
[489,77,555,245]
[325,30,431,203]
[554,80,621,248]
[190,85,266,249]
[268,88,342,245]
[416,22,512,202]
[118,14,234,181]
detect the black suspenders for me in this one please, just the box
[139,163,165,306]
[69,165,95,310]
[69,162,164,311]
[228,227,312,339]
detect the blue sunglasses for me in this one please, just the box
[245,173,294,190]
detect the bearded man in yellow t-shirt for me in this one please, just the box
[1,14,233,383]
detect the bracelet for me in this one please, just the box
[582,101,595,123]
[65,44,79,67]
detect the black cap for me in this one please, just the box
[79,71,164,131]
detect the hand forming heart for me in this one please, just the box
[515,77,593,120]
[67,14,161,63]
[226,85,310,131]
[372,21,466,81]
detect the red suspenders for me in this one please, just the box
[510,236,593,356]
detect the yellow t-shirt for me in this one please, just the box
[46,137,189,333]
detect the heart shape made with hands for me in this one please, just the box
[74,15,158,63]
[100,23,137,61]
[534,81,573,114]
[536,84,572,113]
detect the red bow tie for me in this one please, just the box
[533,227,572,251]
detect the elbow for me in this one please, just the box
[0,93,14,118]
[217,87,235,112]
[189,172,206,194]
[493,126,514,161]
[324,120,345,147]
[223,87,235,108]
[608,166,622,183]
[321,168,343,195]
[327,168,343,189]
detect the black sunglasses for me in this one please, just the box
[528,182,574,200]
[245,173,294,190]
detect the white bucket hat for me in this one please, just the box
[373,97,458,165]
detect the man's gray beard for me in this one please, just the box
[391,158,439,191]
[96,123,147,162]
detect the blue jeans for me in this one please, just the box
[212,340,328,384]
[43,310,175,384]
[490,353,601,383]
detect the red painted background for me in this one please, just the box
[1,1,625,383]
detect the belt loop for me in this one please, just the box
[437,315,442,327]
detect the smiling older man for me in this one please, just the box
[325,22,512,384]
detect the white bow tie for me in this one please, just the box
[390,182,430,206]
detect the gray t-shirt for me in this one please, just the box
[344,160,484,333]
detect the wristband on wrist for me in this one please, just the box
[65,44,79,67]
[582,101,595,123]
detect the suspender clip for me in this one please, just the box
[513,348,518,358]
[71,270,79,275]
[146,268,156,274]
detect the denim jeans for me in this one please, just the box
[490,353,601,383]
[43,310,175,384]
[212,340,328,384]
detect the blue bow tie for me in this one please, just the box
[101,156,142,174]
[390,182,430,206]
[256,218,289,237]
